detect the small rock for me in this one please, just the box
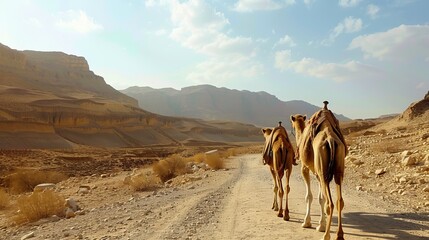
[78,185,91,194]
[399,177,408,183]
[356,186,364,191]
[402,156,416,166]
[401,150,411,158]
[21,232,34,240]
[423,186,429,192]
[375,169,386,175]
[101,174,108,178]
[34,183,56,192]
[424,202,429,207]
[66,198,80,212]
[65,208,76,219]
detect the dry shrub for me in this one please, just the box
[13,190,65,225]
[205,153,224,170]
[152,155,188,182]
[188,153,206,163]
[7,169,68,194]
[0,188,10,209]
[127,173,160,191]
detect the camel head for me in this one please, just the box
[290,114,306,141]
[261,128,273,141]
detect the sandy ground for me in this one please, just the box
[2,154,428,240]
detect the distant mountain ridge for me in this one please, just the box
[0,43,261,149]
[121,85,350,128]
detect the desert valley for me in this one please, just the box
[0,43,428,240]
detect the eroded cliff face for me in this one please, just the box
[0,43,137,106]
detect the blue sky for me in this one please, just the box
[1,0,428,119]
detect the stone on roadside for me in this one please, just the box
[375,169,386,176]
[65,208,76,218]
[21,232,35,240]
[34,183,56,192]
[78,185,90,194]
[66,198,80,212]
[402,156,415,166]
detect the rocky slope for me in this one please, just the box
[344,91,429,212]
[121,85,350,128]
[0,44,261,149]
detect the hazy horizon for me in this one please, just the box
[1,0,428,119]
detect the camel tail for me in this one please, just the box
[325,138,336,183]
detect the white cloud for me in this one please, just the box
[349,24,429,61]
[338,0,361,8]
[233,0,295,12]
[275,50,381,82]
[56,10,103,34]
[304,0,315,6]
[324,16,362,44]
[164,0,262,82]
[273,34,296,48]
[275,50,292,70]
[367,4,380,19]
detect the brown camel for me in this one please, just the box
[261,122,295,221]
[290,101,347,240]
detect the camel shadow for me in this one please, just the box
[342,211,429,239]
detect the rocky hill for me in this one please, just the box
[0,43,261,149]
[121,85,350,128]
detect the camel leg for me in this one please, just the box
[302,166,312,228]
[270,167,279,211]
[322,182,334,240]
[283,168,291,221]
[335,176,344,240]
[316,181,326,232]
[276,174,284,218]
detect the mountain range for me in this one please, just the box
[0,43,260,149]
[121,85,350,128]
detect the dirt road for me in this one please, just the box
[3,154,428,240]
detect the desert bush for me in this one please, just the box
[205,152,225,170]
[7,170,68,194]
[188,153,206,163]
[152,155,188,182]
[126,173,160,191]
[0,188,10,209]
[13,190,65,224]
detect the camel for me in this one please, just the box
[290,101,347,240]
[261,121,295,221]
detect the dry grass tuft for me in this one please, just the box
[188,153,206,163]
[13,190,65,225]
[126,173,160,191]
[152,154,189,182]
[7,170,68,194]
[205,152,225,170]
[0,188,10,209]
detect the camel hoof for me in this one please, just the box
[302,222,312,228]
[322,234,331,240]
[274,207,279,211]
[283,215,290,221]
[316,225,326,232]
[277,212,283,218]
[335,236,344,240]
